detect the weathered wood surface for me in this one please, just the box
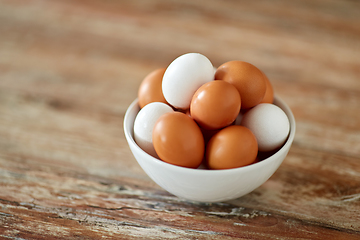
[0,0,360,239]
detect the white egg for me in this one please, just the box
[162,53,214,109]
[133,102,173,157]
[241,103,290,152]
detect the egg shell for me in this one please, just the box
[215,61,266,109]
[138,68,168,109]
[190,80,241,130]
[241,103,290,152]
[206,125,258,170]
[162,53,214,109]
[133,102,173,157]
[152,112,205,168]
[260,72,274,104]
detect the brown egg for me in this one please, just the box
[138,68,168,109]
[152,112,205,168]
[260,72,274,104]
[215,61,266,109]
[190,80,241,130]
[206,125,258,170]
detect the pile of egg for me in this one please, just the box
[134,53,290,170]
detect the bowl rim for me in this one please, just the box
[124,95,296,175]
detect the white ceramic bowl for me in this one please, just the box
[124,96,296,202]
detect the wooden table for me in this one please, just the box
[1,0,359,239]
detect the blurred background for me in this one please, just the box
[1,0,359,160]
[1,0,360,175]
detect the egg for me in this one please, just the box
[190,80,241,130]
[152,112,205,168]
[162,53,214,109]
[241,103,290,152]
[133,102,173,157]
[206,125,258,170]
[138,68,168,109]
[215,61,266,109]
[260,72,274,104]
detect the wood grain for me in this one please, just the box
[0,0,360,238]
